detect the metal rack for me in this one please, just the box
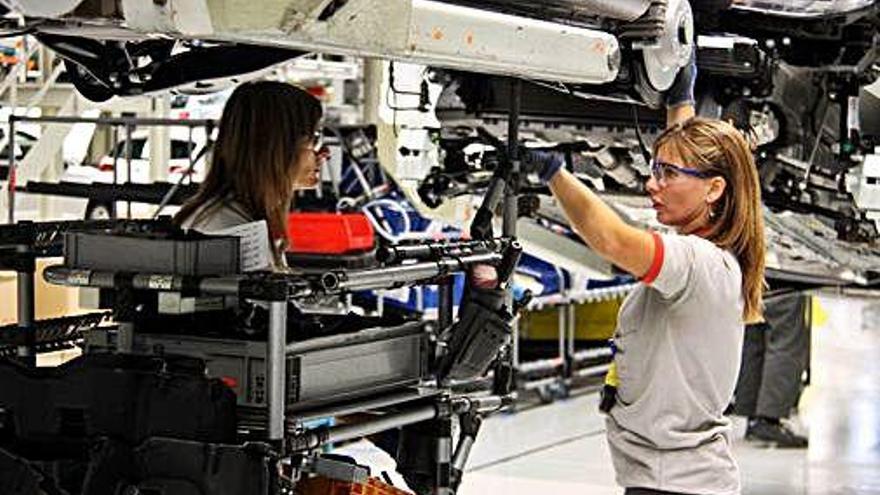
[30,223,515,494]
[0,217,166,365]
[515,282,637,400]
[0,75,523,494]
[6,114,216,223]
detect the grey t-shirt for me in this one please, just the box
[178,198,253,232]
[606,233,744,495]
[179,198,279,271]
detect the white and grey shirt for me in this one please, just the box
[179,198,279,271]
[606,232,744,495]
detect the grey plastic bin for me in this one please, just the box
[64,231,241,276]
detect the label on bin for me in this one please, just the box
[209,221,272,272]
[147,275,175,291]
[67,270,91,286]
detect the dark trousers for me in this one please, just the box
[733,292,811,419]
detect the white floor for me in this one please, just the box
[457,293,880,495]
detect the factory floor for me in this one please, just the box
[455,292,880,495]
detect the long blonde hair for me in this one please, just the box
[175,81,322,265]
[654,117,766,322]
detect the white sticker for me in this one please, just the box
[848,96,861,133]
[147,275,175,291]
[67,270,91,286]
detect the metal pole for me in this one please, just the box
[321,252,501,292]
[327,405,437,444]
[288,403,440,452]
[267,300,288,442]
[293,389,428,423]
[124,123,133,218]
[7,116,16,224]
[503,78,521,238]
[16,247,35,366]
[435,417,454,495]
[362,59,384,126]
[558,304,566,364]
[506,78,522,369]
[555,267,568,376]
[112,125,119,188]
[438,277,454,333]
[187,125,194,185]
[116,321,134,353]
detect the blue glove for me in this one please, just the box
[664,48,697,108]
[522,150,564,183]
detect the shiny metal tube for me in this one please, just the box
[267,301,287,441]
[376,238,504,264]
[285,323,424,354]
[574,363,611,378]
[321,252,502,292]
[521,376,560,391]
[518,357,563,375]
[16,267,34,363]
[572,347,612,363]
[44,266,99,287]
[43,265,247,296]
[7,117,15,224]
[198,277,246,296]
[326,404,438,444]
[452,436,475,472]
[292,389,434,423]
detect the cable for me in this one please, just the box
[362,198,412,242]
[388,62,422,96]
[385,61,430,138]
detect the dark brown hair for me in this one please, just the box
[654,117,766,322]
[175,81,322,264]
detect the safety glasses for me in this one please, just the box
[650,159,715,186]
[311,129,324,153]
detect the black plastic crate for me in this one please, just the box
[64,230,240,276]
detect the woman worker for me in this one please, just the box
[510,56,764,494]
[174,80,326,270]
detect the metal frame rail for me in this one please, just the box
[0,218,169,365]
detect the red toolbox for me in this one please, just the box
[287,212,375,254]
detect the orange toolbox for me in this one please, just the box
[296,476,413,495]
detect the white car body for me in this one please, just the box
[60,128,209,186]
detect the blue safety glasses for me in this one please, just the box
[650,159,714,186]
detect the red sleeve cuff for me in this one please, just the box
[640,231,664,285]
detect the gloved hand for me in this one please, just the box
[664,48,697,108]
[521,150,565,183]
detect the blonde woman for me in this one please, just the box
[175,81,326,270]
[500,59,765,494]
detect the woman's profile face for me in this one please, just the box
[291,132,328,189]
[645,145,714,233]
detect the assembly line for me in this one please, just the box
[0,1,879,494]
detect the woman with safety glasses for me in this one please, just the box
[518,54,765,495]
[174,81,327,270]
